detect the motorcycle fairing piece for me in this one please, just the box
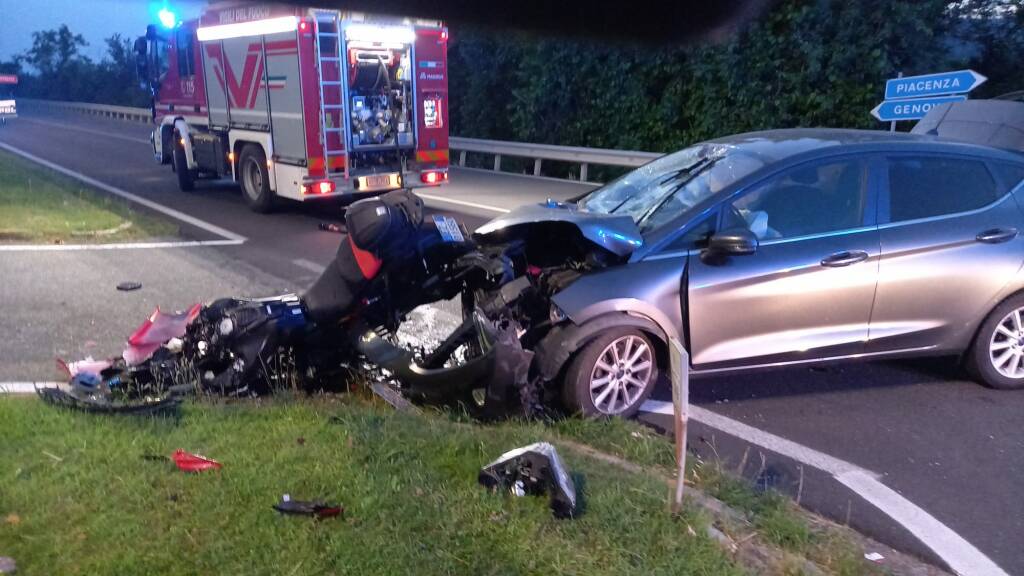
[478,441,578,519]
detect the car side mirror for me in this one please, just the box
[705,227,758,257]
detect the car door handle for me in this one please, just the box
[976,228,1018,244]
[820,250,869,267]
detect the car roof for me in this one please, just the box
[705,127,1024,163]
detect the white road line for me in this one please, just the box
[0,382,61,394]
[417,192,511,214]
[640,399,1008,576]
[293,258,326,273]
[837,470,1007,576]
[0,142,246,243]
[21,117,151,144]
[0,239,242,252]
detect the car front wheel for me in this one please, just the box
[562,328,658,418]
[968,293,1024,390]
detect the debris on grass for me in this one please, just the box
[272,495,343,519]
[171,449,222,473]
[0,556,15,574]
[478,441,578,519]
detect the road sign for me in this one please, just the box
[884,69,986,100]
[871,95,967,122]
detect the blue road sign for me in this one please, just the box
[871,95,967,122]
[885,70,986,100]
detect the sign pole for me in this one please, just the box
[669,337,689,514]
[890,72,902,133]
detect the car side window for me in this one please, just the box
[661,216,715,252]
[992,163,1024,194]
[723,159,867,240]
[887,156,999,222]
[176,29,195,77]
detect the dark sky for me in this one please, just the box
[0,0,205,62]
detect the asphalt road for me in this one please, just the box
[2,108,1022,575]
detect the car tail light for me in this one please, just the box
[420,170,447,185]
[301,180,336,195]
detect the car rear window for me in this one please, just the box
[887,156,999,222]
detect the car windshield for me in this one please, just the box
[579,143,766,231]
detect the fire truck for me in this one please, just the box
[136,3,449,212]
[0,74,17,125]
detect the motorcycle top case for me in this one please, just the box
[346,190,424,258]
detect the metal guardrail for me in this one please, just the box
[20,98,664,182]
[449,137,662,182]
[19,98,152,124]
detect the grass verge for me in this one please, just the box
[0,148,177,243]
[0,394,891,575]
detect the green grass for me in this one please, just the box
[0,149,177,243]
[0,395,746,576]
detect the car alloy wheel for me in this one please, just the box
[989,306,1024,379]
[589,335,654,415]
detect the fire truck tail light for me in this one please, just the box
[420,171,446,185]
[302,180,336,195]
[299,20,308,32]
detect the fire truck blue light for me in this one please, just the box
[158,9,177,29]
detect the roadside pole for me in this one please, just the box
[890,71,902,133]
[669,337,690,514]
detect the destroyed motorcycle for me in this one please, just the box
[51,189,641,418]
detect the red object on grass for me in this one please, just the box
[172,449,223,472]
[123,304,202,365]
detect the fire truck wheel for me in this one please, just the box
[172,134,195,192]
[239,145,274,213]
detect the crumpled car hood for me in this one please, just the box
[474,200,643,257]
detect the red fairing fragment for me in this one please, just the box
[123,304,202,365]
[172,449,223,473]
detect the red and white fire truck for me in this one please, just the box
[137,2,449,212]
[0,74,17,125]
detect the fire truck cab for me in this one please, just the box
[138,3,449,212]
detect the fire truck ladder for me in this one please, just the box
[313,13,347,178]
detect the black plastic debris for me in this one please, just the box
[318,222,343,234]
[117,281,143,291]
[478,442,578,519]
[273,494,343,519]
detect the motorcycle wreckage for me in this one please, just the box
[47,190,608,418]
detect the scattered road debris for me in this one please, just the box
[864,552,885,562]
[273,495,343,519]
[478,442,578,519]
[171,449,222,473]
[116,281,142,292]
[318,222,343,234]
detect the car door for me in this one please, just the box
[867,155,1024,353]
[687,156,880,369]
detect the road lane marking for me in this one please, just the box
[0,382,61,394]
[837,470,1007,576]
[0,142,246,243]
[640,399,1009,576]
[416,192,511,214]
[293,258,326,273]
[0,240,243,252]
[20,117,151,144]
